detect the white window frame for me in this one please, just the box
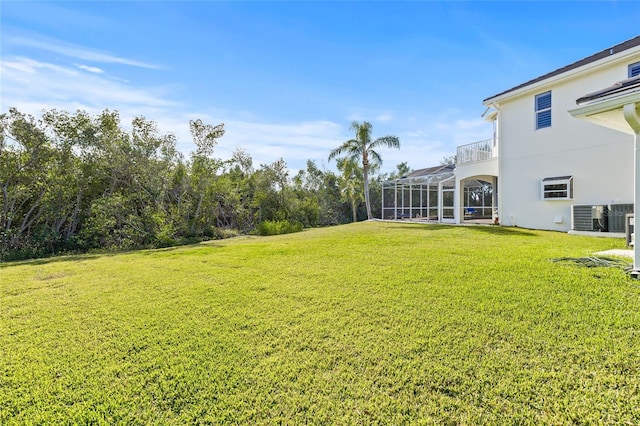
[541,176,573,200]
[629,61,640,78]
[535,91,552,130]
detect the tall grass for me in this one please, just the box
[255,219,303,236]
[1,222,638,424]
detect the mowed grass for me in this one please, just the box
[2,222,639,424]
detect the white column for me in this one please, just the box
[635,135,640,273]
[394,182,398,220]
[409,182,412,218]
[420,184,423,218]
[437,181,443,222]
[623,103,640,275]
[454,182,460,224]
[454,179,461,224]
[381,183,385,220]
[427,181,430,219]
[492,176,499,222]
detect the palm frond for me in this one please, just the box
[327,146,344,161]
[350,121,372,145]
[328,139,362,162]
[551,256,630,268]
[368,150,383,166]
[370,135,400,150]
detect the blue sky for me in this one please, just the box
[2,1,640,174]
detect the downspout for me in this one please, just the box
[623,102,640,276]
[454,173,461,224]
[490,102,502,224]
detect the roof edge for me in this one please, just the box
[576,75,640,105]
[483,35,640,104]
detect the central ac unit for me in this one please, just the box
[607,203,633,233]
[572,205,608,232]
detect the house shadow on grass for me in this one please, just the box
[1,240,227,268]
[391,223,455,232]
[1,252,113,268]
[466,225,539,237]
[389,222,538,237]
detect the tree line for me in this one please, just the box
[1,108,403,260]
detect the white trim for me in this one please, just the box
[484,46,640,106]
[535,91,552,130]
[569,93,640,135]
[572,91,640,115]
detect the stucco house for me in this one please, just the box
[384,35,640,235]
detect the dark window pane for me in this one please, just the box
[537,110,552,129]
[536,92,551,110]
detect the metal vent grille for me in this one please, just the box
[608,204,633,233]
[573,205,594,231]
[573,205,608,231]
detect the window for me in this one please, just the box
[541,176,573,200]
[535,91,552,129]
[630,61,640,78]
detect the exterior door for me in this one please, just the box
[438,177,456,223]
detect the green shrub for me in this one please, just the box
[256,220,303,236]
[215,228,240,239]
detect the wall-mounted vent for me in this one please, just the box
[541,176,573,200]
[572,205,608,232]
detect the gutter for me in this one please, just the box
[569,90,640,121]
[576,75,640,105]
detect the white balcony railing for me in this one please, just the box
[456,138,497,165]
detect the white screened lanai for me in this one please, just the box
[381,165,456,222]
[381,164,494,223]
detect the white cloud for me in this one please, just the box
[156,114,346,169]
[347,109,396,124]
[383,144,452,172]
[453,118,487,131]
[386,131,450,171]
[1,57,177,113]
[8,36,161,70]
[0,31,493,175]
[0,48,489,176]
[76,64,104,74]
[0,55,346,171]
[429,110,491,146]
[2,57,76,75]
[376,112,395,123]
[379,112,492,172]
[0,52,491,175]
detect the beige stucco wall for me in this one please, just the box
[491,50,639,231]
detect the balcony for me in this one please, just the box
[456,138,497,165]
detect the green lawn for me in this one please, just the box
[2,222,639,424]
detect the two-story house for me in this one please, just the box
[478,35,640,233]
[384,36,640,234]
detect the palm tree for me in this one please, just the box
[336,157,364,222]
[328,121,400,220]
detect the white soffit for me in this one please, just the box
[569,92,640,135]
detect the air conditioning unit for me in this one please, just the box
[607,203,633,233]
[572,205,608,231]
